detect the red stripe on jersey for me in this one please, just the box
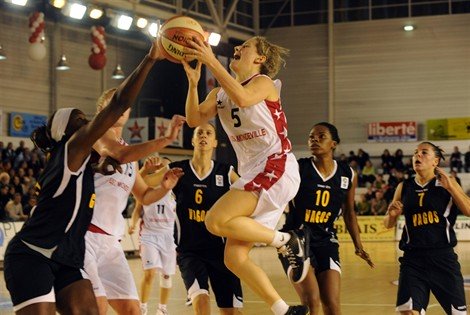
[265,99,292,154]
[88,223,111,235]
[244,153,287,192]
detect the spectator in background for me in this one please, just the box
[450,146,463,173]
[23,195,37,217]
[5,192,28,221]
[11,175,24,196]
[403,157,415,178]
[338,153,348,164]
[372,174,386,190]
[361,160,376,186]
[348,150,359,165]
[393,149,405,171]
[381,149,394,174]
[0,172,10,187]
[0,185,10,221]
[2,142,15,163]
[450,170,462,187]
[465,145,470,173]
[371,190,387,215]
[364,186,376,201]
[357,148,370,170]
[356,193,371,215]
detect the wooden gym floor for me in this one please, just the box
[1,241,470,314]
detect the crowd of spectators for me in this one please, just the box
[0,141,46,222]
[1,140,470,221]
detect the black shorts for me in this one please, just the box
[396,248,467,314]
[177,247,243,308]
[4,237,85,309]
[309,242,341,274]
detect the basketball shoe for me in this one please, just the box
[156,308,168,315]
[285,305,310,314]
[277,229,310,284]
[140,303,148,315]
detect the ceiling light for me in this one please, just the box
[117,14,133,30]
[68,3,86,20]
[50,0,66,9]
[403,25,415,31]
[148,21,160,38]
[112,64,125,79]
[136,17,148,29]
[208,32,221,46]
[56,54,70,70]
[89,8,103,19]
[10,0,28,6]
[0,44,6,60]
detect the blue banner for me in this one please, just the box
[9,112,47,137]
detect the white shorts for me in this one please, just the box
[139,232,176,274]
[83,231,139,300]
[231,152,300,229]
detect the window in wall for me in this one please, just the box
[335,8,369,22]
[372,5,409,19]
[294,12,328,25]
[334,0,370,9]
[451,0,470,13]
[294,0,328,11]
[372,0,409,5]
[411,2,449,16]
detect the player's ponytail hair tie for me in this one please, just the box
[50,108,74,142]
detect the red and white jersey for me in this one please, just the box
[140,191,176,235]
[92,139,137,237]
[216,74,292,176]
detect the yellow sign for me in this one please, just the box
[334,216,395,242]
[427,117,470,140]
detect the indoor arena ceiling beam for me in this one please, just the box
[223,0,240,28]
[262,0,290,35]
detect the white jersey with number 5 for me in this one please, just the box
[216,74,292,176]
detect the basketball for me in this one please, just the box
[158,15,205,63]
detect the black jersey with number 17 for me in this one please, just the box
[170,160,233,252]
[399,177,459,251]
[284,158,353,245]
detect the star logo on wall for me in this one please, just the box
[128,120,145,139]
[157,120,167,137]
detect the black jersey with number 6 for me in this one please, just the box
[170,160,233,252]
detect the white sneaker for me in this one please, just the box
[140,304,148,315]
[156,309,168,315]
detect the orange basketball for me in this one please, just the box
[158,16,205,63]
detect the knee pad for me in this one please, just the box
[159,274,172,288]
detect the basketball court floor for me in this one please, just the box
[1,241,470,314]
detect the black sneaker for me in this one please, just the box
[277,230,310,284]
[285,305,310,315]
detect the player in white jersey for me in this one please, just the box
[129,157,177,315]
[181,36,309,315]
[84,55,185,314]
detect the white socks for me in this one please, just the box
[270,231,291,248]
[271,299,289,315]
[140,302,148,315]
